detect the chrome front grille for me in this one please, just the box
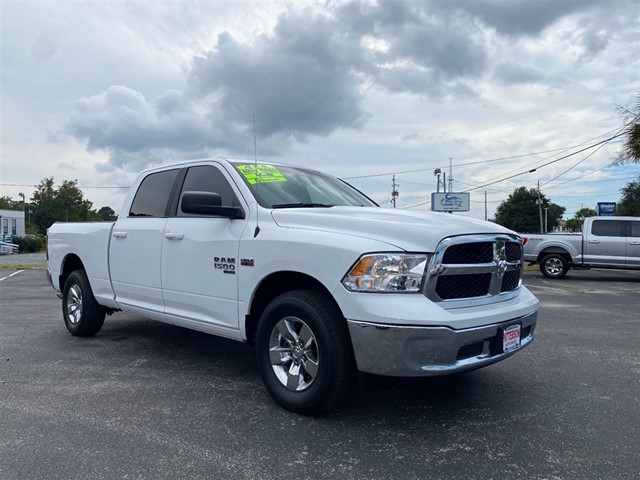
[424,234,523,309]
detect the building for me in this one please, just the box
[553,220,570,233]
[0,209,26,242]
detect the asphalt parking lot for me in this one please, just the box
[1,268,639,480]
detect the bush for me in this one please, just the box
[13,235,45,253]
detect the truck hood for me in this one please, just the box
[270,207,514,252]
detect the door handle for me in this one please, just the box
[629,241,640,245]
[588,240,600,244]
[164,233,184,240]
[112,231,127,239]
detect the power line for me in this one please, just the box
[340,146,592,180]
[460,130,626,193]
[405,130,626,209]
[1,183,130,189]
[343,123,631,181]
[542,163,618,190]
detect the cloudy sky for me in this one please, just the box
[1,0,639,220]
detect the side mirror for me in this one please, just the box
[180,191,244,219]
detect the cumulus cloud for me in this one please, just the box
[63,85,247,170]
[440,0,605,36]
[61,0,632,171]
[494,61,545,85]
[187,22,367,139]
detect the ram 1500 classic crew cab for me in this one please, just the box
[523,216,640,278]
[47,159,539,414]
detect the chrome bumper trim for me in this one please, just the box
[347,311,537,376]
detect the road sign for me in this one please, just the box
[597,202,616,216]
[431,192,470,212]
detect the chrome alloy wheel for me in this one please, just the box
[268,316,319,392]
[66,284,83,325]
[544,257,564,276]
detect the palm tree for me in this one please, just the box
[618,94,640,163]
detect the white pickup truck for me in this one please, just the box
[523,216,640,279]
[47,159,539,414]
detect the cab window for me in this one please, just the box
[177,165,240,216]
[129,169,180,217]
[591,220,624,237]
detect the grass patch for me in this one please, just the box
[0,263,46,270]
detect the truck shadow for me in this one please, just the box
[96,314,529,422]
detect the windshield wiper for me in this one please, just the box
[271,203,334,209]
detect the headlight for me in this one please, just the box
[342,253,429,293]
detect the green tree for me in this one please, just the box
[94,206,117,221]
[31,177,58,234]
[617,94,640,163]
[0,195,20,210]
[29,178,116,234]
[57,179,94,222]
[617,177,640,216]
[565,207,598,232]
[494,187,565,233]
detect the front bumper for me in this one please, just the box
[347,311,537,376]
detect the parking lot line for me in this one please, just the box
[0,270,24,282]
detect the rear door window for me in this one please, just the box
[591,220,625,237]
[129,169,180,217]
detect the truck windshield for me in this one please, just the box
[232,163,378,209]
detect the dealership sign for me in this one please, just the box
[597,202,616,216]
[431,192,470,212]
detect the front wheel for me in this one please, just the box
[255,290,357,415]
[540,253,569,279]
[62,270,106,336]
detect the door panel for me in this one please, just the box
[110,217,168,311]
[627,221,640,266]
[583,220,626,266]
[161,217,244,329]
[109,168,180,312]
[160,164,246,331]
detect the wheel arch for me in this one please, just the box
[536,247,572,264]
[244,271,342,344]
[58,253,86,292]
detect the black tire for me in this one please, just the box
[540,253,569,279]
[255,290,357,415]
[62,270,106,337]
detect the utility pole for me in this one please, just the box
[18,192,25,232]
[544,207,549,233]
[536,181,544,234]
[442,171,446,193]
[391,175,399,208]
[448,157,454,193]
[484,191,487,221]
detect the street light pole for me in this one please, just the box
[434,168,441,193]
[536,181,543,233]
[544,207,549,233]
[18,192,25,233]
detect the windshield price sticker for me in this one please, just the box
[502,324,521,353]
[237,165,287,184]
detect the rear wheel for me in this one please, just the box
[540,253,569,279]
[62,270,106,336]
[255,290,357,415]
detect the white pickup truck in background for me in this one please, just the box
[523,216,640,279]
[47,159,539,414]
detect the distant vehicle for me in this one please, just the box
[47,159,539,414]
[522,216,640,279]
